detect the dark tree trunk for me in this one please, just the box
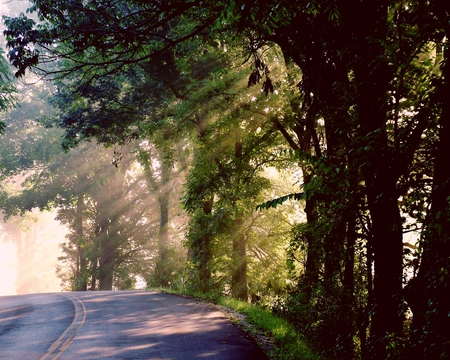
[356,57,405,360]
[324,222,345,284]
[300,189,320,295]
[343,198,357,294]
[199,197,213,292]
[90,262,97,291]
[365,186,404,350]
[231,219,248,301]
[195,115,214,292]
[98,215,113,291]
[155,163,171,287]
[230,141,248,300]
[353,2,405,356]
[75,193,88,291]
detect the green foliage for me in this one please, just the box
[274,286,357,360]
[0,48,17,133]
[2,14,53,78]
[3,0,226,82]
[0,96,59,178]
[256,193,305,211]
[220,297,319,360]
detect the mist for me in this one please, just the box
[0,210,66,295]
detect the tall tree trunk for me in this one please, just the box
[353,2,405,357]
[155,163,171,286]
[359,77,405,360]
[196,115,214,291]
[230,141,248,301]
[322,63,351,289]
[98,215,113,290]
[75,193,88,291]
[231,221,248,301]
[90,261,97,291]
[356,63,405,360]
[97,151,130,291]
[199,197,213,292]
[300,185,320,296]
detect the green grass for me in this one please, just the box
[150,287,319,360]
[219,297,319,360]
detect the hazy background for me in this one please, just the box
[1,0,65,296]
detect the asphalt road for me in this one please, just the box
[0,290,269,359]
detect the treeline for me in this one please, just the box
[1,1,449,359]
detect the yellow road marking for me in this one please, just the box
[40,293,87,360]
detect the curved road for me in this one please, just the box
[0,291,268,359]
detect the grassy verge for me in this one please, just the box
[150,288,319,360]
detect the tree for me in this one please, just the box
[136,141,188,288]
[7,139,167,291]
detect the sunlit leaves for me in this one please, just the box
[256,192,305,211]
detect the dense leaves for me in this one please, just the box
[0,48,17,133]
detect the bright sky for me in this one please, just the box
[0,210,67,296]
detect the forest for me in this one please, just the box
[0,1,449,359]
